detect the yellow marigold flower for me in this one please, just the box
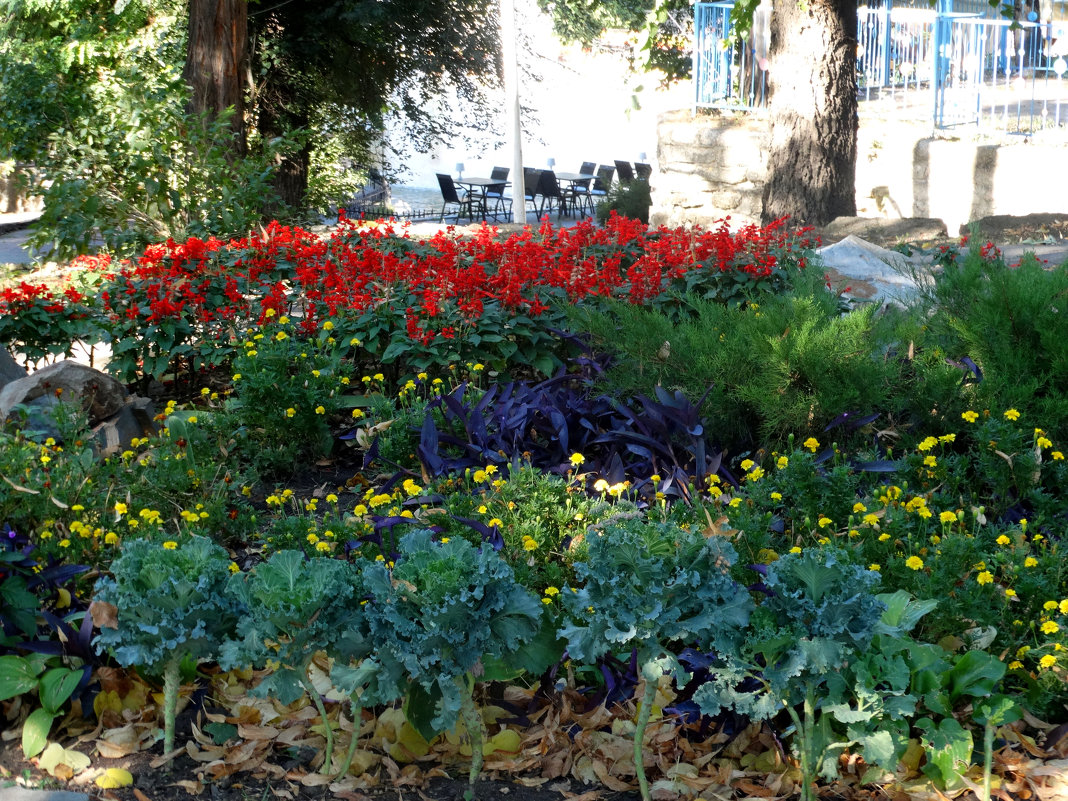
[541,598,552,605]
[923,455,937,467]
[569,452,585,467]
[472,363,484,371]
[285,407,296,418]
[869,563,880,571]
[863,513,880,526]
[544,586,560,597]
[917,436,938,452]
[878,533,891,542]
[848,529,860,538]
[853,502,867,513]
[163,541,178,550]
[803,437,819,452]
[1004,408,1020,421]
[313,405,325,415]
[1039,654,1057,669]
[307,533,319,544]
[776,456,789,469]
[996,534,1011,546]
[473,470,488,483]
[114,502,128,516]
[1008,660,1024,670]
[1060,599,1068,615]
[1042,621,1060,635]
[789,546,802,554]
[747,467,765,481]
[770,491,783,501]
[939,510,957,524]
[1004,588,1016,597]
[728,497,742,508]
[938,433,956,443]
[1044,600,1059,611]
[650,474,661,484]
[373,373,384,381]
[40,455,51,465]
[593,479,609,492]
[326,493,339,504]
[488,518,503,528]
[439,537,450,544]
[962,410,979,423]
[522,537,537,552]
[976,571,994,585]
[105,532,120,545]
[905,555,924,570]
[322,320,334,331]
[740,459,755,471]
[1053,451,1065,460]
[1037,436,1053,449]
[374,554,385,562]
[315,541,331,553]
[817,515,832,529]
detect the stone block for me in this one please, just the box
[0,361,127,425]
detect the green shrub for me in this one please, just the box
[595,179,651,224]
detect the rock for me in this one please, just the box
[0,361,127,425]
[961,212,1068,241]
[91,395,157,456]
[815,235,932,305]
[0,346,27,389]
[820,216,948,248]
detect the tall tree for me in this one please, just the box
[184,0,247,153]
[247,0,501,208]
[538,0,859,226]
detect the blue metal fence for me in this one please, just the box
[694,0,1068,134]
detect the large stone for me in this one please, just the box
[92,395,157,456]
[0,347,27,389]
[815,235,932,305]
[820,216,948,248]
[0,361,127,425]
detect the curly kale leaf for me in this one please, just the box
[361,530,541,732]
[93,537,242,673]
[218,550,365,704]
[695,548,886,718]
[559,520,752,674]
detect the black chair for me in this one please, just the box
[591,165,615,204]
[535,170,571,218]
[614,160,635,183]
[523,168,543,217]
[570,162,598,217]
[484,166,511,221]
[634,162,652,180]
[436,173,477,223]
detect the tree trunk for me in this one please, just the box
[184,0,247,154]
[761,0,858,226]
[257,101,310,211]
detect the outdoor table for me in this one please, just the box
[555,172,597,218]
[454,177,511,221]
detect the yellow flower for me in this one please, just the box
[905,555,924,570]
[923,455,937,467]
[1053,451,1065,460]
[728,497,742,508]
[1003,408,1020,421]
[593,479,609,492]
[746,467,765,482]
[307,533,320,544]
[848,529,860,538]
[853,502,867,513]
[939,510,957,524]
[114,502,128,516]
[229,561,240,573]
[803,437,820,452]
[962,410,979,423]
[1037,436,1053,449]
[770,492,783,501]
[740,459,755,471]
[1004,588,1016,597]
[1044,600,1058,611]
[541,598,552,605]
[544,586,560,597]
[1060,599,1068,615]
[569,452,585,467]
[976,571,993,585]
[373,373,384,381]
[863,513,880,526]
[314,405,325,415]
[789,546,802,554]
[326,493,339,504]
[1039,654,1057,669]
[163,541,178,550]
[817,515,832,529]
[996,535,1011,546]
[776,456,789,469]
[650,474,661,484]
[105,532,120,545]
[878,532,891,542]
[315,541,331,553]
[351,408,365,419]
[522,537,538,552]
[1041,621,1060,635]
[285,407,296,418]
[1008,660,1023,670]
[868,563,880,571]
[488,518,503,528]
[323,320,334,331]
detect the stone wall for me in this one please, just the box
[651,109,1068,232]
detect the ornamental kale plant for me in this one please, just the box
[694,548,886,801]
[92,537,242,755]
[559,520,752,801]
[219,550,366,774]
[359,530,542,799]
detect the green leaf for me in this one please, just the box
[853,729,896,770]
[916,716,973,790]
[0,655,42,701]
[974,694,1022,727]
[22,707,55,758]
[38,667,82,714]
[946,649,1005,704]
[204,722,238,745]
[404,680,445,742]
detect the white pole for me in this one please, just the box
[501,0,525,224]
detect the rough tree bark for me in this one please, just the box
[183,0,248,155]
[761,0,858,226]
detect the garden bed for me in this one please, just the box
[2,214,1066,801]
